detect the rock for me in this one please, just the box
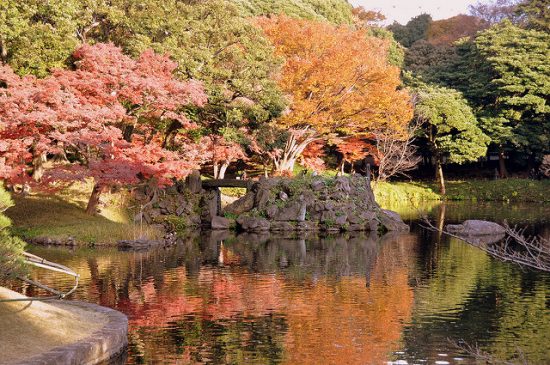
[446,220,506,236]
[200,190,219,222]
[224,192,255,215]
[279,191,289,201]
[118,239,164,250]
[311,179,325,191]
[236,216,271,231]
[378,209,409,232]
[335,213,348,226]
[211,216,233,230]
[347,224,365,231]
[266,204,279,218]
[296,221,318,231]
[270,221,296,231]
[274,200,307,221]
[335,176,351,193]
[255,187,272,210]
[187,170,202,193]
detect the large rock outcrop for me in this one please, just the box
[133,174,409,234]
[222,175,409,233]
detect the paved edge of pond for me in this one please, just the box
[13,301,128,365]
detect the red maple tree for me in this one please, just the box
[0,43,207,213]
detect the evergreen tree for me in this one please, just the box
[415,85,490,194]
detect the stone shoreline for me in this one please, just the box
[8,301,128,365]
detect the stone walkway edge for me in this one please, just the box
[10,301,128,365]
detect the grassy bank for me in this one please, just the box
[375,179,550,204]
[6,184,160,245]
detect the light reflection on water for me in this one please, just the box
[8,202,550,365]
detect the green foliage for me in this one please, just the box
[0,0,80,77]
[367,27,405,67]
[516,0,550,32]
[414,85,490,164]
[0,186,26,280]
[234,0,353,24]
[433,178,550,202]
[388,13,433,47]
[435,22,549,156]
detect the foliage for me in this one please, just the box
[0,0,80,77]
[446,21,550,156]
[234,0,353,24]
[515,0,550,32]
[258,16,412,172]
[0,185,26,280]
[426,15,487,45]
[0,43,207,210]
[415,85,490,165]
[414,84,489,193]
[429,178,550,202]
[388,14,433,47]
[468,0,522,25]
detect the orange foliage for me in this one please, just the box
[257,16,412,139]
[337,136,375,164]
[281,237,415,365]
[427,14,487,45]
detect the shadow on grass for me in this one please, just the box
[6,195,160,245]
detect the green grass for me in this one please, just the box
[433,179,550,203]
[6,189,161,245]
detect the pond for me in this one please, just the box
[9,202,550,365]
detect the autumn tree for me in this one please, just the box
[426,15,487,45]
[0,43,207,214]
[414,85,490,194]
[258,16,413,174]
[336,137,372,174]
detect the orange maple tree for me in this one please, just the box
[257,16,413,173]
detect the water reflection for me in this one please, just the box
[6,202,550,365]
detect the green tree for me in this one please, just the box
[0,0,81,77]
[516,0,550,32]
[388,13,433,48]
[234,0,353,24]
[446,21,550,176]
[415,85,490,194]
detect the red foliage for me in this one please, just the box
[0,43,207,188]
[300,141,326,171]
[336,136,374,164]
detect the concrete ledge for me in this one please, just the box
[11,301,128,365]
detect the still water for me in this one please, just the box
[12,202,550,364]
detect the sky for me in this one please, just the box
[349,0,480,24]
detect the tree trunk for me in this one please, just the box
[219,162,229,179]
[32,152,47,182]
[498,147,508,178]
[86,183,104,215]
[435,159,446,195]
[272,129,318,175]
[213,162,220,179]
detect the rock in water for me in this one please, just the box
[446,220,506,236]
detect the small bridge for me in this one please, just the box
[202,179,255,190]
[201,179,255,215]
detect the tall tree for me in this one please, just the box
[0,44,207,214]
[258,16,413,173]
[415,85,490,194]
[388,14,433,47]
[446,21,550,176]
[234,0,354,24]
